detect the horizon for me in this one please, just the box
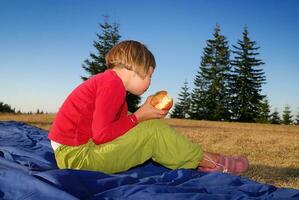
[1,0,299,115]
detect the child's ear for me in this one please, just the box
[148,67,154,77]
[149,66,154,74]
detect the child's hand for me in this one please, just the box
[134,95,169,122]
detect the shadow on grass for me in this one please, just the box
[26,121,52,126]
[26,122,52,131]
[245,164,299,186]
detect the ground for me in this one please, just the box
[1,114,298,189]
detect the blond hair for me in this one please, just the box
[105,40,156,79]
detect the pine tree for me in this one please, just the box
[295,108,299,125]
[126,93,141,113]
[81,16,120,79]
[81,16,140,112]
[230,27,266,122]
[171,80,191,119]
[296,117,299,125]
[189,72,208,119]
[257,97,271,123]
[282,105,293,125]
[190,25,231,121]
[270,108,281,124]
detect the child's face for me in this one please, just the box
[128,67,154,95]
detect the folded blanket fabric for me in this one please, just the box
[0,121,298,200]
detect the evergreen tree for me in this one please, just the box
[230,27,266,122]
[0,102,15,113]
[270,108,281,124]
[190,25,231,121]
[81,16,120,79]
[81,16,140,112]
[295,108,299,125]
[126,93,141,113]
[189,72,208,119]
[257,97,271,123]
[282,105,293,125]
[171,80,191,119]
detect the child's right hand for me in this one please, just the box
[133,95,168,123]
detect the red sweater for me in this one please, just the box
[48,69,138,146]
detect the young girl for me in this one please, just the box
[48,40,249,175]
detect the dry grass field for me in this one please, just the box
[1,114,298,189]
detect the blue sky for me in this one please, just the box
[1,0,299,116]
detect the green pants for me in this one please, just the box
[54,119,203,174]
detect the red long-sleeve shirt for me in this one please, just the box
[48,69,138,146]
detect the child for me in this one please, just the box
[48,40,249,175]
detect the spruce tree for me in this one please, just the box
[295,115,299,125]
[230,27,266,122]
[190,25,231,121]
[81,16,120,79]
[282,105,293,125]
[270,108,281,124]
[190,72,208,119]
[171,80,191,119]
[295,108,299,125]
[81,16,140,112]
[296,117,299,125]
[257,97,271,123]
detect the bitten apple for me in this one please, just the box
[150,90,173,110]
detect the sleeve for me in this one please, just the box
[91,81,138,145]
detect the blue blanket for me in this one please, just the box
[0,121,298,200]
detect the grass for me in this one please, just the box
[0,113,55,130]
[1,114,298,189]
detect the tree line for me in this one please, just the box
[171,25,298,125]
[0,103,47,115]
[81,18,297,125]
